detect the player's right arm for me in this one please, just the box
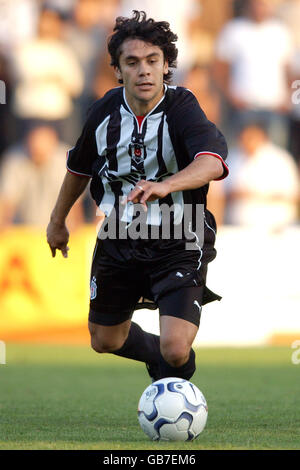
[47,171,90,258]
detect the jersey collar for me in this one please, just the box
[122,84,167,119]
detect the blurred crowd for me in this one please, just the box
[0,0,299,234]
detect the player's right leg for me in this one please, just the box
[88,239,161,377]
[88,319,132,354]
[88,318,161,379]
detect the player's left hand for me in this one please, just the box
[123,180,170,211]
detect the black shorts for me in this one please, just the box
[88,238,221,328]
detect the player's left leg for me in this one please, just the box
[156,285,203,380]
[159,315,198,369]
[158,316,198,381]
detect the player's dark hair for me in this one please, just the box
[108,10,178,84]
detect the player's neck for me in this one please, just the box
[125,87,165,117]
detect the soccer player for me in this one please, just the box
[47,11,229,382]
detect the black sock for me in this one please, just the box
[113,321,196,381]
[113,321,160,365]
[159,348,196,381]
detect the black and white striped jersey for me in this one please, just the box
[67,85,228,235]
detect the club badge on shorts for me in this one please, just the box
[90,276,97,300]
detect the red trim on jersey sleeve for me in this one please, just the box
[66,167,92,178]
[66,150,92,178]
[194,151,229,181]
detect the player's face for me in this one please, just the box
[115,39,169,115]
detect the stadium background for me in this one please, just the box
[0,0,299,348]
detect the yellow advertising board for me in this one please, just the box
[1,226,299,345]
[0,226,96,342]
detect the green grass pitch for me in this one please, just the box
[0,344,299,450]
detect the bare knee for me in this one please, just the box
[88,321,129,354]
[160,339,190,368]
[90,334,125,354]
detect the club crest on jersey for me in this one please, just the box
[90,276,97,300]
[128,142,146,164]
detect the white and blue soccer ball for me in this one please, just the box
[138,377,208,441]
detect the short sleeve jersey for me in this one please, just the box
[67,85,228,236]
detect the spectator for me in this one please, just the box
[174,0,234,68]
[276,0,300,165]
[183,63,225,225]
[214,0,295,148]
[193,0,233,37]
[224,123,299,232]
[0,125,84,230]
[45,0,77,17]
[0,0,38,56]
[66,0,118,120]
[10,5,84,143]
[289,51,300,166]
[0,52,15,158]
[183,63,221,125]
[276,0,300,49]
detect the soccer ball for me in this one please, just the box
[137,377,208,441]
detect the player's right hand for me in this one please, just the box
[46,220,70,258]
